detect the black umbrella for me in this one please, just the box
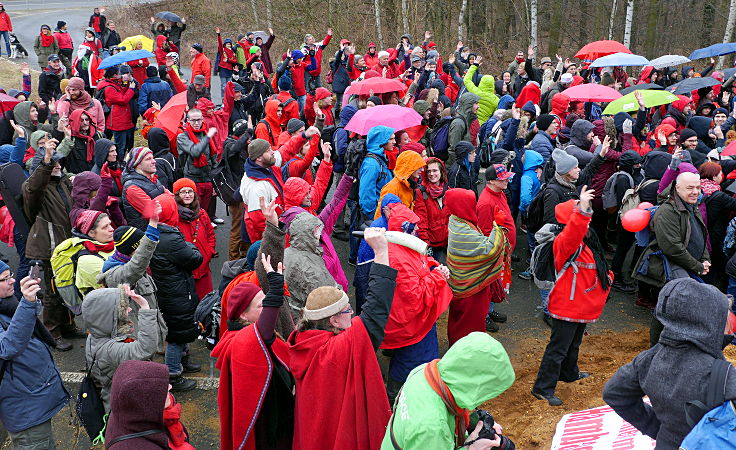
[620,83,664,95]
[154,11,183,23]
[666,77,721,95]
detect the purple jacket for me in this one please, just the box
[280,174,353,291]
[70,171,126,228]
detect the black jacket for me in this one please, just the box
[235,78,272,123]
[147,127,176,190]
[330,48,351,94]
[150,224,203,344]
[38,70,63,104]
[542,153,604,225]
[359,263,398,350]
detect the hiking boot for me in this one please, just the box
[181,356,201,374]
[55,337,72,352]
[488,310,507,323]
[612,280,636,293]
[532,389,563,406]
[562,372,591,383]
[61,327,87,339]
[170,375,196,392]
[518,270,532,280]
[485,315,499,333]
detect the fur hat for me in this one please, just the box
[113,226,145,256]
[303,286,349,321]
[248,139,271,160]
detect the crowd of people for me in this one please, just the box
[0,3,734,449]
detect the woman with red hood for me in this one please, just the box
[381,203,453,403]
[660,95,692,133]
[649,123,679,154]
[414,157,450,262]
[515,81,541,108]
[57,109,103,174]
[154,34,177,67]
[445,188,509,346]
[304,87,334,126]
[288,227,397,450]
[363,42,379,68]
[255,99,283,148]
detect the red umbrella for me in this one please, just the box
[575,40,632,61]
[562,84,622,102]
[344,105,422,136]
[0,93,21,114]
[153,91,188,137]
[343,77,408,98]
[721,140,736,157]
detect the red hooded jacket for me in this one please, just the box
[413,158,451,247]
[515,82,541,108]
[304,87,334,126]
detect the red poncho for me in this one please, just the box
[287,318,390,450]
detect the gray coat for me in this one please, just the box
[603,278,736,449]
[177,130,217,183]
[82,288,159,412]
[563,119,595,168]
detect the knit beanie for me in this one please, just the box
[401,142,425,155]
[126,147,153,171]
[552,148,578,175]
[56,21,66,30]
[679,128,698,144]
[76,209,103,235]
[287,118,305,135]
[367,95,382,105]
[68,76,85,91]
[173,177,196,195]
[248,139,271,160]
[291,49,305,61]
[0,259,9,276]
[249,45,261,55]
[113,226,145,256]
[191,43,203,53]
[303,286,349,320]
[278,75,292,92]
[413,100,430,116]
[536,114,556,132]
[244,241,261,271]
[146,65,159,78]
[227,282,263,320]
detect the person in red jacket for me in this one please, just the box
[128,40,149,85]
[239,139,286,241]
[255,98,283,148]
[363,42,378,68]
[190,43,211,88]
[286,50,317,114]
[215,28,237,98]
[53,21,73,73]
[273,76,300,128]
[414,157,450,262]
[304,28,332,92]
[281,131,322,183]
[371,50,401,79]
[97,67,136,152]
[304,87,334,126]
[532,187,612,406]
[0,3,12,58]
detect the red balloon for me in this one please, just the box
[637,202,654,210]
[621,208,650,232]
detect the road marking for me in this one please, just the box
[61,372,221,390]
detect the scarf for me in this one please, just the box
[70,121,97,163]
[40,32,54,47]
[185,123,215,168]
[701,178,721,196]
[82,239,115,254]
[45,64,65,77]
[67,90,93,110]
[554,172,576,190]
[424,181,447,199]
[0,296,57,348]
[446,216,508,298]
[424,360,469,448]
[163,394,195,450]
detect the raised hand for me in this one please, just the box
[321,141,332,163]
[600,135,611,157]
[261,253,283,274]
[215,27,221,34]
[9,120,24,138]
[259,196,279,226]
[511,103,520,120]
[579,185,595,211]
[207,127,218,138]
[124,284,149,309]
[20,62,30,76]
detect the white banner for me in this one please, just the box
[551,404,656,449]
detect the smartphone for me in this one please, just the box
[29,262,41,280]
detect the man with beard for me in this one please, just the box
[121,147,166,230]
[38,54,64,104]
[57,77,105,133]
[239,138,285,241]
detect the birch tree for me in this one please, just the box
[608,0,618,40]
[530,0,538,54]
[623,0,634,49]
[250,0,259,27]
[719,0,736,69]
[401,0,410,35]
[457,0,468,41]
[265,0,273,29]
[374,0,384,49]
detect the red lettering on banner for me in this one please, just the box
[559,432,609,446]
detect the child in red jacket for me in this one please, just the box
[532,186,612,407]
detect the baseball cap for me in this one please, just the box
[47,54,60,62]
[485,164,514,181]
[193,75,206,85]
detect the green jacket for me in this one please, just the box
[463,65,499,124]
[381,332,515,449]
[632,194,709,287]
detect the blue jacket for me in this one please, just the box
[0,297,69,433]
[138,76,173,113]
[358,126,393,217]
[0,137,27,175]
[357,194,402,264]
[333,105,358,173]
[520,150,544,213]
[530,130,555,161]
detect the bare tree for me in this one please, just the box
[530,0,538,53]
[265,0,273,29]
[250,0,259,28]
[401,0,410,34]
[457,0,468,41]
[608,0,618,40]
[623,0,634,48]
[374,0,384,49]
[720,0,736,69]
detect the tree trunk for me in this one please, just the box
[608,0,618,40]
[265,0,273,29]
[374,0,384,49]
[457,0,468,42]
[623,0,634,49]
[644,0,659,56]
[720,0,736,69]
[547,0,565,56]
[530,0,538,54]
[401,0,410,34]
[250,0,259,27]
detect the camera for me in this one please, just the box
[309,49,316,57]
[470,410,515,450]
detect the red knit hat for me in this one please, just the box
[173,177,196,195]
[155,193,179,227]
[227,282,263,320]
[75,209,103,235]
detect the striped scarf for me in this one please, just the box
[446,215,508,298]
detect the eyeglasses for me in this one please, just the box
[0,273,14,283]
[178,189,195,195]
[189,118,203,123]
[337,306,353,315]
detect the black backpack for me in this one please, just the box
[344,138,369,177]
[94,85,112,116]
[429,116,463,162]
[526,182,566,233]
[478,120,503,169]
[194,290,222,349]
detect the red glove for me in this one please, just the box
[100,162,111,179]
[494,206,509,229]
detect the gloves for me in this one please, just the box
[177,204,196,221]
[99,162,111,178]
[623,118,633,135]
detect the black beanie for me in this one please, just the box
[57,21,66,30]
[113,226,145,256]
[536,114,556,132]
[679,128,698,144]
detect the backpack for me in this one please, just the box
[280,157,300,181]
[680,359,736,449]
[269,94,295,109]
[478,120,504,169]
[529,223,583,291]
[194,290,222,349]
[618,179,658,220]
[724,217,736,258]
[344,138,369,177]
[50,237,105,315]
[526,183,566,234]
[76,346,109,444]
[258,119,276,146]
[602,171,635,211]
[210,163,240,206]
[95,85,112,116]
[430,116,466,161]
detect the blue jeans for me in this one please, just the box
[540,289,550,315]
[0,31,10,57]
[165,342,188,376]
[297,95,306,115]
[112,130,129,155]
[219,68,233,97]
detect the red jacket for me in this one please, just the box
[307,33,332,76]
[128,58,149,86]
[97,79,135,131]
[371,61,401,79]
[283,135,320,183]
[477,186,516,250]
[414,186,450,248]
[53,31,72,49]
[363,50,378,69]
[273,91,299,129]
[217,34,237,71]
[0,11,12,32]
[178,208,216,280]
[549,207,611,323]
[291,60,310,96]
[304,87,334,126]
[191,52,212,88]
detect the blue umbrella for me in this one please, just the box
[155,11,183,23]
[590,52,650,68]
[689,43,736,60]
[98,49,156,70]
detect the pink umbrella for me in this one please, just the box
[344,105,422,136]
[343,77,408,98]
[562,84,622,102]
[0,93,21,114]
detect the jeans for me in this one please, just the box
[8,419,56,449]
[219,68,233,97]
[533,319,586,396]
[297,95,306,115]
[539,288,550,315]
[165,342,188,376]
[0,31,10,57]
[112,130,129,155]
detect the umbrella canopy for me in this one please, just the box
[98,49,155,70]
[723,68,736,80]
[252,31,270,42]
[344,105,422,135]
[620,83,664,95]
[575,40,632,61]
[562,84,622,102]
[343,77,408,98]
[120,35,154,52]
[590,52,649,68]
[154,11,183,23]
[153,92,188,136]
[649,54,691,69]
[666,77,721,95]
[689,43,736,60]
[722,140,736,157]
[0,93,21,114]
[603,90,680,115]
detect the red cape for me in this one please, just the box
[287,318,390,450]
[211,323,290,450]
